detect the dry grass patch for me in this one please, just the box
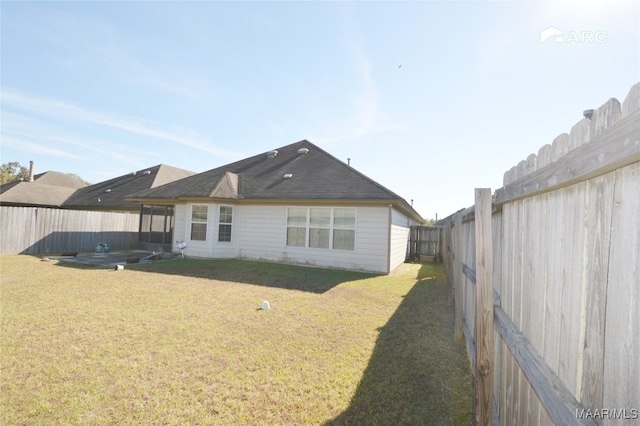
[1,255,471,425]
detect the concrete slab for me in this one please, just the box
[49,250,176,267]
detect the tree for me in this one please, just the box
[65,173,91,186]
[0,162,29,185]
[0,162,90,185]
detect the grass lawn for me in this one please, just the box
[1,255,472,425]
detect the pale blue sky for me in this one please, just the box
[1,1,638,219]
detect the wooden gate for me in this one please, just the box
[408,226,443,260]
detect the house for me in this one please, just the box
[127,140,423,273]
[62,164,196,212]
[62,164,196,252]
[0,163,88,208]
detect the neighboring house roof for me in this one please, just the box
[63,164,196,211]
[0,171,87,207]
[128,140,424,222]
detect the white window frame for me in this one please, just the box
[190,204,208,241]
[309,207,331,249]
[218,205,233,242]
[285,207,356,251]
[332,207,356,251]
[286,207,307,247]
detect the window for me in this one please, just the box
[191,205,208,241]
[333,208,356,250]
[218,206,233,242]
[286,207,307,247]
[309,208,330,248]
[286,207,356,250]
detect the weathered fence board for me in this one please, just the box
[409,225,443,259]
[0,207,139,254]
[453,213,464,344]
[443,83,639,426]
[475,189,494,425]
[495,307,597,426]
[579,173,614,410]
[603,161,640,411]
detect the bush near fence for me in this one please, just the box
[0,207,139,255]
[442,82,639,425]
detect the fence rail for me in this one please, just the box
[0,206,139,255]
[443,82,640,425]
[408,225,443,259]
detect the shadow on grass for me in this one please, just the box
[56,257,374,294]
[326,263,473,425]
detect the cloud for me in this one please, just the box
[6,5,215,103]
[1,136,90,161]
[1,89,240,159]
[49,136,154,170]
[315,40,397,147]
[96,45,216,102]
[349,43,388,137]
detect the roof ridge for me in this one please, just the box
[173,173,228,198]
[297,140,404,199]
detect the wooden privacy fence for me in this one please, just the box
[0,206,139,255]
[443,82,640,425]
[408,225,443,260]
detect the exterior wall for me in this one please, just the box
[173,202,239,258]
[173,202,394,273]
[173,204,187,252]
[237,205,390,273]
[389,207,412,272]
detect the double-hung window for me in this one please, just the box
[191,205,208,241]
[218,206,233,242]
[333,208,356,250]
[309,208,331,248]
[286,207,355,250]
[286,207,307,247]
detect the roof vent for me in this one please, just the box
[104,189,112,193]
[297,148,309,155]
[143,170,152,175]
[131,171,137,176]
[283,173,293,179]
[267,150,278,158]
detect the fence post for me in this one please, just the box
[445,221,454,305]
[453,212,464,343]
[475,188,494,425]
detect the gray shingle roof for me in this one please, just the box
[128,140,423,221]
[63,164,196,210]
[0,171,88,207]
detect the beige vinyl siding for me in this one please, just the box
[173,202,239,258]
[173,204,187,252]
[237,205,286,259]
[212,204,239,258]
[389,207,411,272]
[237,205,390,273]
[173,203,393,273]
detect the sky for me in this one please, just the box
[1,1,638,220]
